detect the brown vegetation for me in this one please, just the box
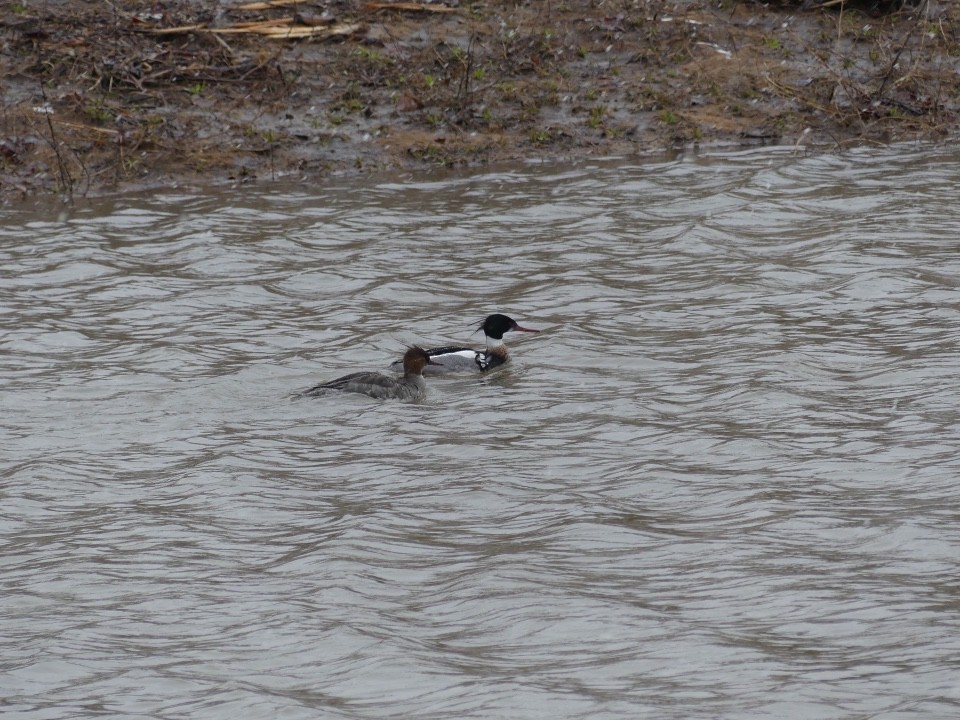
[1,0,958,200]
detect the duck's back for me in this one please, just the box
[391,346,500,374]
[424,346,482,374]
[303,371,425,400]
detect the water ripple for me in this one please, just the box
[3,145,960,719]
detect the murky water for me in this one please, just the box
[3,145,960,719]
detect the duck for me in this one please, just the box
[297,346,439,401]
[393,313,540,375]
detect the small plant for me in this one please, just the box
[409,144,452,165]
[186,82,204,96]
[123,155,142,173]
[423,74,437,89]
[530,128,550,144]
[659,109,680,125]
[355,47,390,65]
[333,98,365,114]
[518,103,540,123]
[84,100,112,124]
[473,67,486,81]
[587,105,607,128]
[497,82,517,101]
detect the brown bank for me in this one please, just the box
[1,0,957,201]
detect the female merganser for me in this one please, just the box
[297,346,439,401]
[395,313,539,375]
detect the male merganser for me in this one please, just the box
[297,346,439,401]
[394,313,540,375]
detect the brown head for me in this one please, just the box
[401,345,440,376]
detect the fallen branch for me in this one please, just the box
[232,0,306,10]
[150,24,206,35]
[37,83,73,196]
[53,120,121,136]
[764,75,838,118]
[363,2,456,13]
[251,22,362,38]
[228,18,295,29]
[149,20,362,39]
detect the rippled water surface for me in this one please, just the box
[4,146,960,719]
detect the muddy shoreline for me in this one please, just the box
[1,1,957,202]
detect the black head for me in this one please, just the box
[478,313,539,340]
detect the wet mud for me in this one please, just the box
[1,0,956,200]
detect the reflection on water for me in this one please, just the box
[3,146,960,719]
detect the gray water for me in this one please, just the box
[3,145,960,719]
